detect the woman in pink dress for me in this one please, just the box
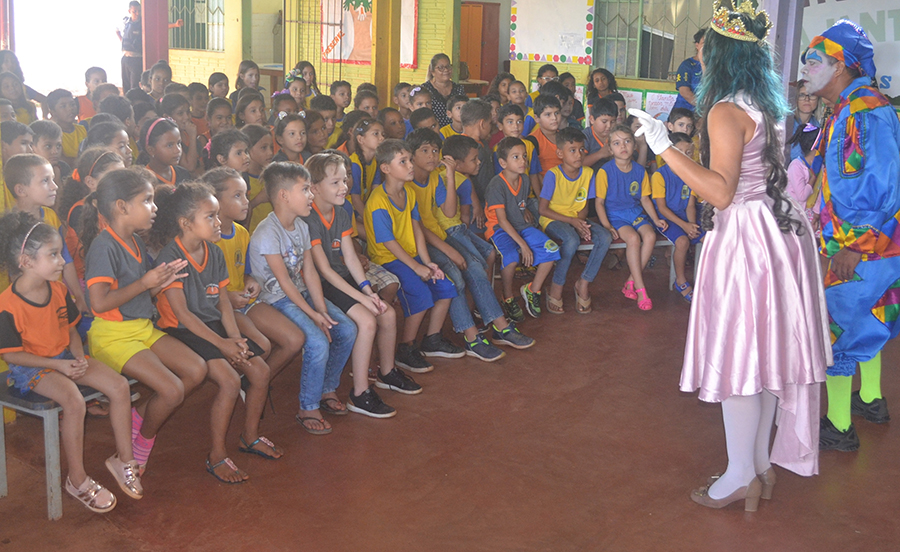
[630,0,830,512]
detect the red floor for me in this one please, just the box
[1,263,898,551]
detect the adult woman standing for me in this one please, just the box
[788,80,820,162]
[631,0,830,511]
[421,54,465,128]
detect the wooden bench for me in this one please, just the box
[0,378,135,520]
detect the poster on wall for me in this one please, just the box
[801,0,898,94]
[618,88,644,111]
[644,91,678,119]
[509,0,595,65]
[321,0,418,68]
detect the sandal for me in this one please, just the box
[205,456,247,484]
[674,281,693,303]
[575,290,592,314]
[546,294,565,314]
[622,280,637,300]
[239,435,283,460]
[66,475,117,513]
[86,399,110,418]
[319,397,348,416]
[636,287,653,311]
[295,414,333,435]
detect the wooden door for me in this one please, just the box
[479,3,500,84]
[460,3,483,81]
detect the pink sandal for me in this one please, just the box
[622,280,638,300]
[636,288,652,311]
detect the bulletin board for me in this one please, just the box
[509,0,595,65]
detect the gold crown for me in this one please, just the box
[711,0,771,43]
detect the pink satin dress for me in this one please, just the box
[680,94,832,476]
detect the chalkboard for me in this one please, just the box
[509,0,595,65]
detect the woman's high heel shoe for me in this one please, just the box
[757,467,776,500]
[691,476,763,512]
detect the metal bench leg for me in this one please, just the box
[0,412,7,498]
[42,410,62,520]
[669,245,676,290]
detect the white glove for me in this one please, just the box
[628,108,672,155]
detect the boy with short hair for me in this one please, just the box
[525,82,568,136]
[29,120,72,184]
[78,67,107,121]
[538,127,612,314]
[440,95,468,139]
[0,99,15,123]
[45,89,86,166]
[494,104,542,220]
[606,92,628,125]
[98,95,138,142]
[409,108,439,134]
[187,82,210,136]
[583,98,617,171]
[485,137,560,320]
[393,82,413,120]
[459,99,496,229]
[0,121,34,212]
[309,95,339,147]
[523,94,562,182]
[364,139,460,372]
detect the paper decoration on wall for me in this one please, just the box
[321,0,418,68]
[509,0,594,65]
[618,89,645,111]
[644,91,679,119]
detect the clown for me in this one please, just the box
[803,20,900,452]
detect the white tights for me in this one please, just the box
[707,390,778,499]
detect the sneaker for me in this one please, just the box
[819,416,860,452]
[105,455,143,500]
[503,296,525,323]
[347,388,397,418]
[395,343,434,373]
[491,323,535,349]
[521,283,542,318]
[464,334,506,362]
[851,391,890,424]
[376,367,423,395]
[420,333,465,358]
[66,475,116,514]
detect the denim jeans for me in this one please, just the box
[426,244,474,334]
[545,220,612,286]
[271,293,357,411]
[443,230,505,326]
[446,224,493,270]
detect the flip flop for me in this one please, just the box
[546,294,565,314]
[239,435,283,460]
[295,414,333,435]
[205,457,246,484]
[319,397,348,416]
[575,290,592,314]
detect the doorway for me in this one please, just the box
[459,2,500,86]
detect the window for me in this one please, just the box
[169,0,225,52]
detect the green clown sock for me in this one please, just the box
[826,374,853,432]
[859,351,883,403]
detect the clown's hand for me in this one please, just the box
[628,108,672,155]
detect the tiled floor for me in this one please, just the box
[1,264,897,551]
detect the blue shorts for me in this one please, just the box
[383,256,458,317]
[607,208,650,231]
[6,350,73,394]
[490,226,562,269]
[658,209,703,244]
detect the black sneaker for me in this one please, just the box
[503,296,525,323]
[376,367,423,395]
[420,333,465,359]
[491,323,535,349]
[851,391,890,424]
[395,343,434,373]
[819,416,860,452]
[521,283,542,318]
[347,388,396,418]
[464,334,505,362]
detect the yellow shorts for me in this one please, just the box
[88,318,166,373]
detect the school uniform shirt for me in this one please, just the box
[492,139,541,178]
[350,152,382,211]
[538,166,596,230]
[434,171,473,231]
[651,164,693,215]
[77,96,96,121]
[525,129,561,179]
[303,203,354,278]
[243,173,272,234]
[62,125,88,160]
[673,57,702,112]
[325,120,343,149]
[440,124,461,140]
[522,112,537,137]
[484,173,531,239]
[582,126,609,171]
[145,165,192,187]
[214,221,250,293]
[85,228,155,321]
[596,159,650,212]
[409,171,447,240]
[192,116,209,138]
[0,281,80,358]
[156,238,229,328]
[364,183,421,266]
[248,211,312,305]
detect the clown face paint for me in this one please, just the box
[801,50,836,95]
